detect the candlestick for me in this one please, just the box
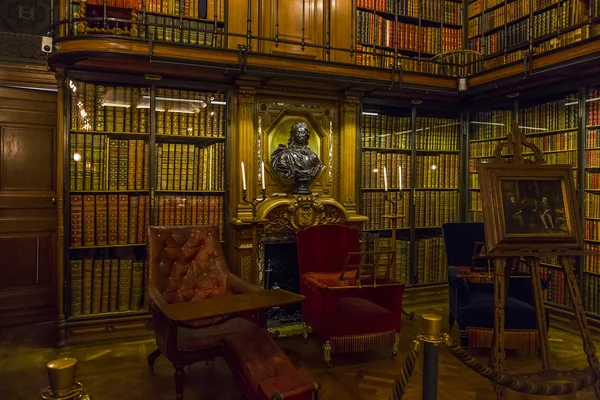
[383,166,388,191]
[399,166,402,190]
[241,162,247,191]
[261,161,266,190]
[242,188,267,220]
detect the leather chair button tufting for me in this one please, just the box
[208,232,212,236]
[158,234,161,237]
[160,262,163,266]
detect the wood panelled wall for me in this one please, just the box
[0,75,58,326]
[227,0,354,63]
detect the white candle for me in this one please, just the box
[241,162,247,191]
[399,166,403,190]
[261,161,266,190]
[383,167,388,191]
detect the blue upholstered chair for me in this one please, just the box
[442,223,549,349]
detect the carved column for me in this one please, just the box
[340,92,361,215]
[55,70,66,347]
[229,79,259,282]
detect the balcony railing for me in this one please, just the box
[49,0,496,80]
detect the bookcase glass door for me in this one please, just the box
[359,105,413,285]
[516,92,581,311]
[412,108,461,285]
[67,79,150,320]
[153,86,226,241]
[585,88,600,318]
[467,106,513,222]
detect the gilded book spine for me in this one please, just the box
[70,260,83,316]
[118,260,133,312]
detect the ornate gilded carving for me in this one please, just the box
[241,254,253,282]
[263,194,347,232]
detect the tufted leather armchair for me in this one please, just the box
[146,225,263,400]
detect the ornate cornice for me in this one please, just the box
[256,194,349,233]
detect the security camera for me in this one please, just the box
[41,36,53,53]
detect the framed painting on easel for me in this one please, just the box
[478,163,583,254]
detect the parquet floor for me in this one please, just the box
[1,304,599,400]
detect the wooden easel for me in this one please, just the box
[482,122,600,399]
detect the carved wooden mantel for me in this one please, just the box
[230,194,366,284]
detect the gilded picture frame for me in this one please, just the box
[478,163,583,254]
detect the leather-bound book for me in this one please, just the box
[69,134,77,190]
[70,260,83,316]
[180,144,189,190]
[157,144,163,189]
[198,0,207,19]
[131,88,139,133]
[95,194,108,246]
[114,87,125,132]
[191,196,198,225]
[83,134,93,190]
[85,83,95,129]
[174,197,183,226]
[130,262,144,310]
[185,195,193,225]
[157,196,165,226]
[137,195,146,244]
[118,140,128,190]
[109,259,119,312]
[82,259,93,315]
[101,259,110,313]
[91,135,102,190]
[128,196,139,244]
[186,145,195,190]
[82,195,96,246]
[91,259,103,314]
[128,140,136,190]
[209,196,217,226]
[193,146,199,190]
[95,84,105,132]
[173,143,182,191]
[136,140,144,190]
[118,260,133,312]
[107,194,119,245]
[117,195,129,245]
[139,89,148,133]
[108,139,119,190]
[124,87,132,132]
[70,195,83,247]
[198,196,206,225]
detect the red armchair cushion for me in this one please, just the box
[302,272,358,291]
[296,225,361,276]
[330,297,398,336]
[148,226,231,327]
[177,317,257,352]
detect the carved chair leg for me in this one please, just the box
[323,341,332,367]
[175,365,185,400]
[392,332,401,360]
[147,348,162,372]
[302,322,309,343]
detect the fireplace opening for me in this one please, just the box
[264,242,302,326]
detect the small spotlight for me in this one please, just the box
[73,153,82,162]
[431,165,437,170]
[373,169,379,173]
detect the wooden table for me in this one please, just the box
[160,289,305,323]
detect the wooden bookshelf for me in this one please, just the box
[70,0,225,48]
[359,107,461,287]
[63,77,227,341]
[355,0,463,73]
[467,0,590,71]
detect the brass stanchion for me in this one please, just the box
[419,314,444,400]
[40,358,91,400]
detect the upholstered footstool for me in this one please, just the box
[223,328,317,400]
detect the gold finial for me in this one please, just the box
[46,358,77,397]
[422,314,442,339]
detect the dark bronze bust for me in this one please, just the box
[271,122,323,194]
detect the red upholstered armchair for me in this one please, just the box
[297,224,405,365]
[146,225,262,400]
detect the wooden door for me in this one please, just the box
[0,86,57,325]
